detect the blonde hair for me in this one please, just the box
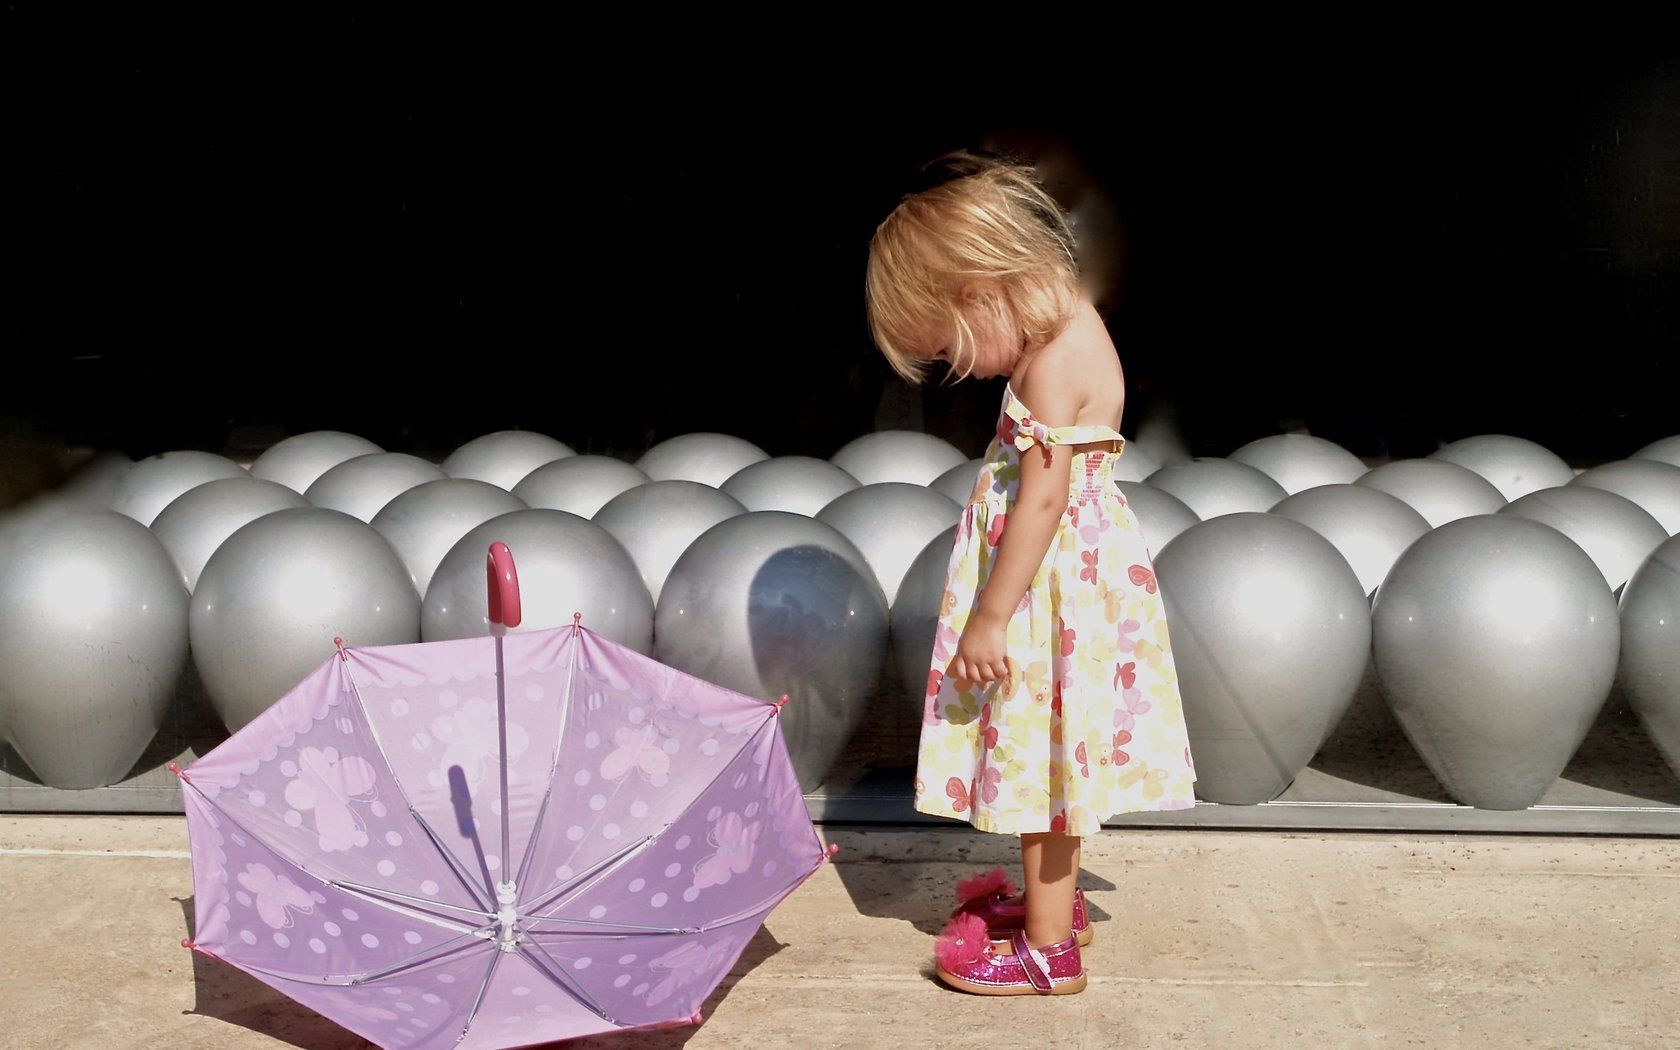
[866,150,1083,387]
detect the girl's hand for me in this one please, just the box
[948,610,1013,690]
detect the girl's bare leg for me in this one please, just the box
[1019,830,1081,948]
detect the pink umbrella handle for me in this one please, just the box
[486,542,522,628]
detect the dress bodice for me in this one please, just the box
[966,383,1126,506]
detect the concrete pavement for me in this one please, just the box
[1,816,1676,1048]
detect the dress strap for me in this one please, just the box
[1004,386,1126,462]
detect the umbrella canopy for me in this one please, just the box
[175,543,836,1048]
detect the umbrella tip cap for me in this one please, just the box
[773,694,789,713]
[825,842,841,859]
[167,761,189,782]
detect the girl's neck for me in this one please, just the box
[1011,295,1098,387]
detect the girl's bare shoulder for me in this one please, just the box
[1022,316,1125,430]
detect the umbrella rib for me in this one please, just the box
[521,928,682,941]
[519,937,618,1024]
[348,924,497,986]
[181,782,489,936]
[223,959,363,987]
[520,715,774,921]
[697,847,834,933]
[303,874,482,945]
[509,770,560,894]
[510,620,584,889]
[527,875,804,941]
[529,845,829,943]
[224,928,490,988]
[520,914,692,935]
[518,827,664,919]
[331,879,491,929]
[406,804,495,912]
[694,892,796,934]
[460,947,503,1039]
[338,652,495,911]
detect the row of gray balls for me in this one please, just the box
[1,426,1678,807]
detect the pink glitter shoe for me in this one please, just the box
[947,866,1093,947]
[933,915,1087,996]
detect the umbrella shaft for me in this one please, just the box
[494,631,511,877]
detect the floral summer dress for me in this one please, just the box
[912,381,1198,836]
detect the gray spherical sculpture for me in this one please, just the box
[511,455,650,518]
[191,507,421,732]
[369,479,527,598]
[722,456,862,516]
[441,430,574,490]
[1141,458,1289,522]
[1269,483,1433,597]
[1618,534,1680,780]
[0,491,97,556]
[111,451,250,527]
[1371,514,1620,809]
[592,480,748,606]
[890,524,961,720]
[304,452,447,523]
[654,510,889,791]
[1498,485,1668,594]
[929,458,986,508]
[1429,435,1574,502]
[1568,459,1680,536]
[830,430,967,487]
[1151,512,1371,804]
[1229,434,1370,495]
[1354,459,1508,528]
[423,509,653,651]
[0,512,189,788]
[150,477,311,591]
[54,450,135,508]
[250,431,383,494]
[636,432,770,487]
[0,495,150,746]
[1112,481,1200,562]
[815,482,962,606]
[1631,435,1680,470]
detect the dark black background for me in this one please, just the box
[6,14,1677,472]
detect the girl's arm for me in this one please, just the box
[971,499,1064,633]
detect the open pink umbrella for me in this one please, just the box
[174,541,838,1047]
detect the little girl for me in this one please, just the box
[865,150,1198,995]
